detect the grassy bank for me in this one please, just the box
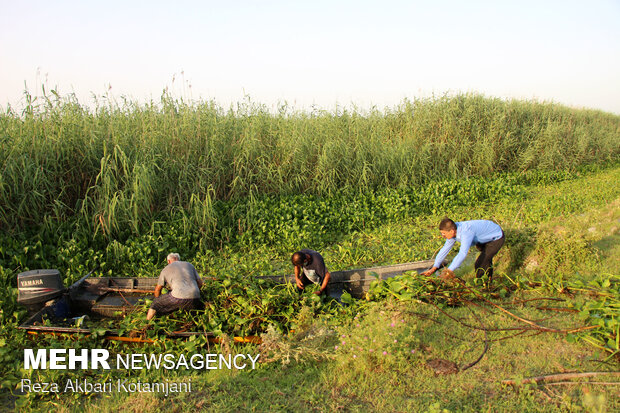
[1,164,618,412]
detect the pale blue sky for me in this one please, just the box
[1,0,619,113]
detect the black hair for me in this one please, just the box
[291,251,305,266]
[439,218,457,231]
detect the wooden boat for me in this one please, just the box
[18,259,435,340]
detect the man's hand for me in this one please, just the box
[294,265,304,289]
[314,290,322,296]
[421,267,437,277]
[438,269,455,281]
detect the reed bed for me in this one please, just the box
[1,93,618,236]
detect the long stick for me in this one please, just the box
[543,381,620,386]
[117,290,131,306]
[98,287,156,294]
[428,301,542,332]
[503,297,565,306]
[460,304,489,372]
[536,306,578,313]
[482,297,596,333]
[501,371,620,386]
[456,280,596,334]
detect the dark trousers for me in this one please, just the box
[474,232,505,280]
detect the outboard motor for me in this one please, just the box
[17,269,66,313]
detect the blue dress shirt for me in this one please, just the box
[433,220,503,271]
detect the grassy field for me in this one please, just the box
[1,164,614,412]
[0,94,619,412]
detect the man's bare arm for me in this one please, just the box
[317,271,331,295]
[294,265,304,289]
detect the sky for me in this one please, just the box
[1,0,619,114]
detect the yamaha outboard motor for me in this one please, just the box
[17,269,67,314]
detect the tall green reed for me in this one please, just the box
[0,92,618,238]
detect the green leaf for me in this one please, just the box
[579,310,590,320]
[389,281,404,293]
[341,291,353,304]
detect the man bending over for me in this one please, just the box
[422,218,505,282]
[291,249,331,295]
[146,253,203,320]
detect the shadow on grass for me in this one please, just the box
[502,227,537,274]
[592,232,620,257]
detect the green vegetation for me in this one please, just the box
[0,93,619,411]
[1,93,618,238]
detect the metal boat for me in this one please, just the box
[18,259,435,340]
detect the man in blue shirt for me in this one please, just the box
[422,218,505,281]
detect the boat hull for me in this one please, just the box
[18,259,436,337]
